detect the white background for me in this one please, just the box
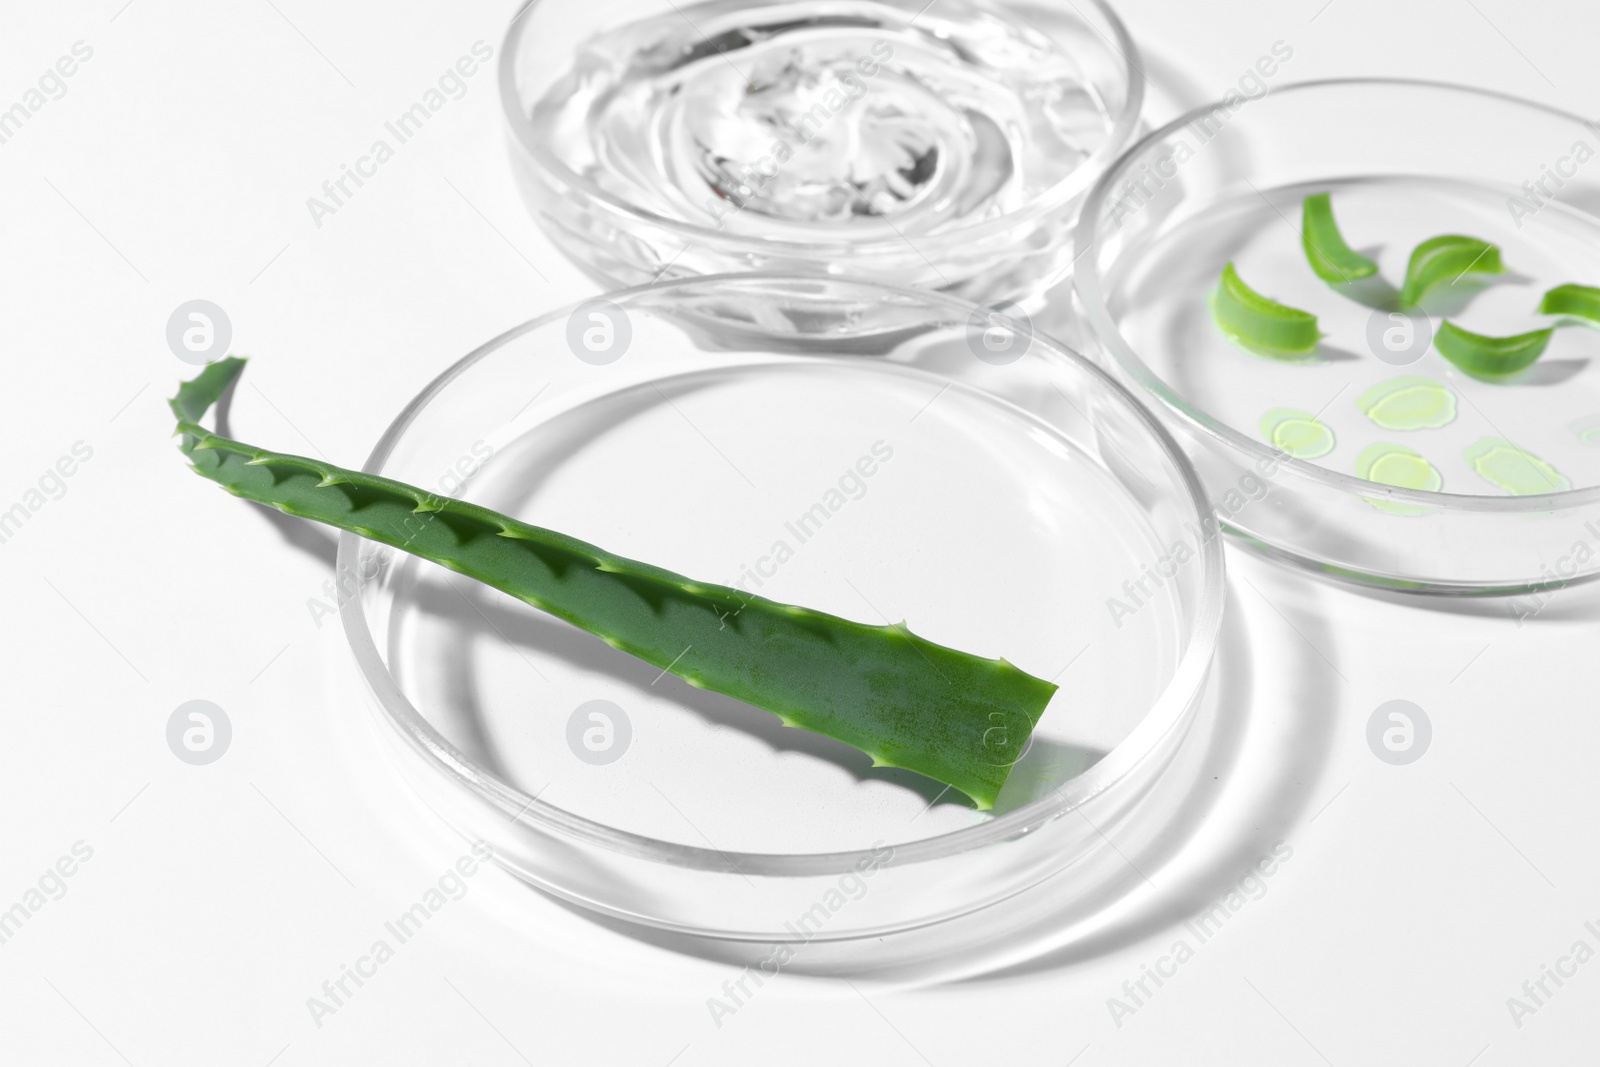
[3,0,1599,1063]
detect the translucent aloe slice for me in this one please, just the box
[1357,443,1443,493]
[1399,235,1504,307]
[1356,377,1457,430]
[1435,320,1552,378]
[1212,262,1321,357]
[1465,438,1571,494]
[1301,193,1378,284]
[1572,413,1600,446]
[1537,283,1600,325]
[1259,408,1335,458]
[1356,443,1442,515]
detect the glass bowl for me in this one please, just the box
[498,0,1142,305]
[1075,79,1600,594]
[338,275,1223,944]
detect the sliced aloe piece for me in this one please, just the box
[1465,438,1571,495]
[1537,283,1600,325]
[1435,320,1552,378]
[1301,193,1377,284]
[172,359,1057,810]
[1399,235,1504,306]
[1212,262,1321,357]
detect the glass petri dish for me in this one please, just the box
[1075,79,1600,594]
[338,275,1223,942]
[498,0,1142,305]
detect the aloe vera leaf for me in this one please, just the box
[173,359,1056,810]
[1537,283,1600,325]
[1301,193,1378,284]
[1399,235,1504,307]
[1212,262,1321,357]
[1435,320,1552,378]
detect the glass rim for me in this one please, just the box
[1073,75,1600,514]
[338,273,1226,876]
[496,0,1146,257]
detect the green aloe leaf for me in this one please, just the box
[1435,320,1552,378]
[1537,283,1600,325]
[1301,193,1378,284]
[1212,262,1321,357]
[173,358,1057,810]
[1399,235,1504,307]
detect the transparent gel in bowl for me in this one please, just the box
[500,0,1143,303]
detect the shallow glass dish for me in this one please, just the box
[339,276,1223,944]
[1075,79,1600,594]
[499,0,1142,305]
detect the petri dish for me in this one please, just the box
[1075,79,1600,594]
[498,0,1142,305]
[339,275,1223,942]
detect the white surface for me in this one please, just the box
[2,0,1598,1063]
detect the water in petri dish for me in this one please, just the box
[1112,177,1600,493]
[528,0,1119,241]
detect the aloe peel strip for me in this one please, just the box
[1399,235,1504,307]
[1435,321,1553,378]
[173,359,1056,810]
[1301,193,1377,284]
[1538,283,1600,325]
[1212,262,1321,357]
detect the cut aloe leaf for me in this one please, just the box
[1435,320,1552,378]
[1537,283,1600,325]
[172,359,1057,810]
[1301,193,1378,284]
[1212,262,1321,357]
[1399,235,1504,307]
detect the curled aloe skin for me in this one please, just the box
[1435,320,1553,378]
[1301,193,1377,284]
[1399,235,1504,307]
[173,359,1056,810]
[1212,262,1321,357]
[1538,283,1600,325]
